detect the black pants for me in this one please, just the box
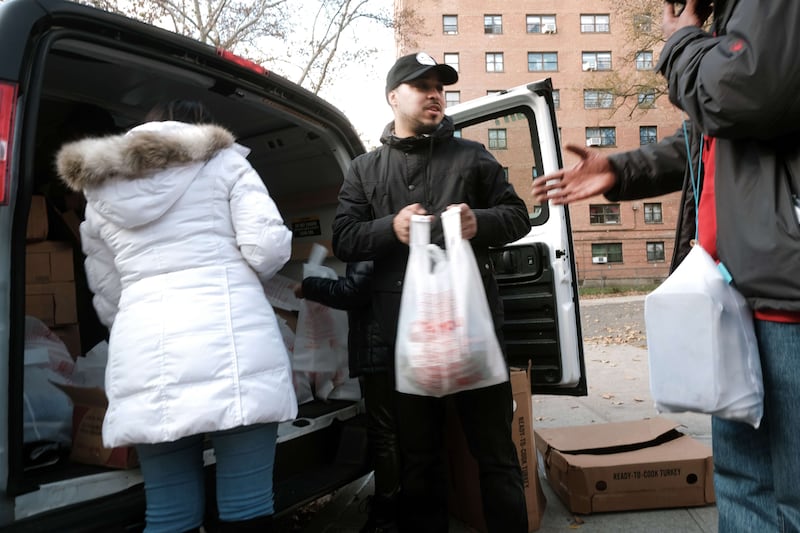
[395,380,528,533]
[361,372,402,501]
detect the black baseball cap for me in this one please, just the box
[385,52,459,96]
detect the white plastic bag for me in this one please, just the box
[23,317,74,447]
[395,206,508,397]
[293,244,361,401]
[293,244,349,374]
[645,244,763,428]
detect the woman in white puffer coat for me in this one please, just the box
[57,100,296,533]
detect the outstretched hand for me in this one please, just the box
[531,145,617,205]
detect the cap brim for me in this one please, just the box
[399,64,459,87]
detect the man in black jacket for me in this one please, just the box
[332,52,531,533]
[533,1,800,530]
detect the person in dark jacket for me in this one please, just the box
[533,1,800,530]
[295,261,400,533]
[332,52,531,533]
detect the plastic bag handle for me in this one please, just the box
[410,214,431,247]
[441,205,462,251]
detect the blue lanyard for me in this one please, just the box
[682,120,704,241]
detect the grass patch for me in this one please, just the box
[578,284,660,299]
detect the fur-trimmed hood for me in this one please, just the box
[56,121,238,229]
[57,121,234,190]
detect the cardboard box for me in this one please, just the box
[25,281,78,327]
[26,195,49,242]
[446,367,546,531]
[535,417,715,514]
[26,240,75,283]
[52,324,82,359]
[54,383,138,469]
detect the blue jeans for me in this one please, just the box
[135,423,278,533]
[713,320,800,533]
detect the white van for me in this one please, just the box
[0,0,586,530]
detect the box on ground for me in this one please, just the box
[535,417,714,514]
[53,383,138,469]
[446,367,546,532]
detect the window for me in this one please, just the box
[644,202,663,224]
[485,52,504,72]
[647,241,666,262]
[586,127,616,147]
[488,128,507,149]
[443,53,459,72]
[634,13,652,33]
[640,126,657,145]
[638,88,656,107]
[552,89,560,109]
[484,14,502,34]
[445,91,460,108]
[443,15,458,34]
[502,167,509,181]
[453,129,462,138]
[590,204,621,224]
[486,90,503,96]
[581,14,610,33]
[527,52,558,72]
[582,51,612,71]
[527,14,557,33]
[636,51,654,70]
[584,89,614,109]
[591,242,623,263]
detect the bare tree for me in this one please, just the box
[78,0,412,96]
[80,0,288,48]
[598,0,669,117]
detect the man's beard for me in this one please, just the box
[413,119,441,136]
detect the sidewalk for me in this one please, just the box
[295,303,717,532]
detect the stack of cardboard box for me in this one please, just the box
[26,195,138,468]
[25,195,81,358]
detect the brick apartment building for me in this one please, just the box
[394,0,686,287]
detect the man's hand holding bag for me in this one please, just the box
[395,206,508,397]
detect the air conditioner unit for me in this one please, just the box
[582,61,597,71]
[586,137,602,147]
[592,256,608,264]
[543,23,556,33]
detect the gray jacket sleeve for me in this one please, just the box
[657,2,800,140]
[605,127,687,201]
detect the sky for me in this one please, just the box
[322,36,397,149]
[289,0,396,149]
[305,5,398,149]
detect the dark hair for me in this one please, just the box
[145,99,214,124]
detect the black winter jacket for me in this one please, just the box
[301,261,391,377]
[332,116,531,343]
[610,0,800,312]
[607,125,700,273]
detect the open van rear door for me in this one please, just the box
[447,79,586,396]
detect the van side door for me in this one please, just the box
[447,79,586,395]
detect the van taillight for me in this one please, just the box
[216,48,268,76]
[0,82,17,206]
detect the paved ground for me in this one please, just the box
[281,295,718,532]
